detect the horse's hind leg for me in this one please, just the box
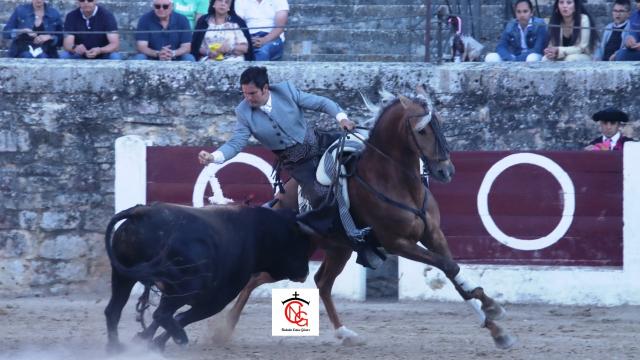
[315,246,365,346]
[213,272,276,343]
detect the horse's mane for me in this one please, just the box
[364,94,430,139]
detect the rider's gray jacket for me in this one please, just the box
[217,81,344,161]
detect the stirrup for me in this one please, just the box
[355,245,386,270]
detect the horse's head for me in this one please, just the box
[398,86,455,183]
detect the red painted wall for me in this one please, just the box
[147,148,623,267]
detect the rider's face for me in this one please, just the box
[242,83,270,108]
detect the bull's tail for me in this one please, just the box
[104,205,168,282]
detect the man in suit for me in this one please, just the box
[198,66,385,268]
[199,66,354,204]
[585,107,635,151]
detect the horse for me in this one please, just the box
[215,85,517,349]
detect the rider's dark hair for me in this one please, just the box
[240,66,269,89]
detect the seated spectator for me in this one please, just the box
[234,0,288,60]
[191,0,250,61]
[132,0,195,61]
[60,0,121,60]
[543,0,598,61]
[485,0,547,62]
[172,0,209,29]
[2,0,63,58]
[614,0,640,61]
[585,108,635,151]
[594,0,631,61]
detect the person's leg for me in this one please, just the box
[175,53,195,62]
[102,52,123,60]
[260,38,284,61]
[614,48,640,61]
[130,53,152,60]
[59,50,82,59]
[525,53,542,62]
[564,53,591,61]
[17,51,35,59]
[484,52,502,62]
[252,32,284,61]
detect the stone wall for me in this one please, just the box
[0,59,638,296]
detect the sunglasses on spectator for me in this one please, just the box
[78,0,95,2]
[154,4,170,9]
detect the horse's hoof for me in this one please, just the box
[341,335,367,347]
[335,326,366,346]
[482,302,506,321]
[493,333,518,349]
[212,325,234,344]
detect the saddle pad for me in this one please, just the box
[316,131,367,186]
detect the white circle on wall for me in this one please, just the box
[476,153,575,251]
[192,152,276,208]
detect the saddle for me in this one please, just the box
[315,130,368,208]
[299,130,387,269]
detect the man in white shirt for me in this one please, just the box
[234,0,288,60]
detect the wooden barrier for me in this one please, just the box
[115,136,640,304]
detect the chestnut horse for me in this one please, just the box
[216,86,516,349]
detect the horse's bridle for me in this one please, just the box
[406,110,451,180]
[343,104,451,230]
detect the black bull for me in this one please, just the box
[104,203,311,352]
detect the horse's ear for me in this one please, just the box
[399,95,412,109]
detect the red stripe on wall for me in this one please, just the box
[147,148,623,267]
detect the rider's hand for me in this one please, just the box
[339,118,356,131]
[198,150,225,165]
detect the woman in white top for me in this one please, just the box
[543,0,599,61]
[197,0,248,61]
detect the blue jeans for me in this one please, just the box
[614,48,640,61]
[251,31,284,61]
[17,51,50,59]
[59,51,122,60]
[130,53,196,61]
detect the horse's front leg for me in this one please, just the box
[315,246,365,346]
[421,192,508,324]
[389,237,517,349]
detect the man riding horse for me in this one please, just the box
[198,66,381,268]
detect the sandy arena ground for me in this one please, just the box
[0,295,638,360]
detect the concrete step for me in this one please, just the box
[285,28,425,55]
[289,4,426,30]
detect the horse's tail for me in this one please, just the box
[104,205,168,282]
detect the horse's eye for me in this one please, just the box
[418,129,426,135]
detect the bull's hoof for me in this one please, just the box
[106,341,125,354]
[482,301,506,321]
[151,337,167,352]
[133,332,152,342]
[493,333,518,349]
[173,334,189,346]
